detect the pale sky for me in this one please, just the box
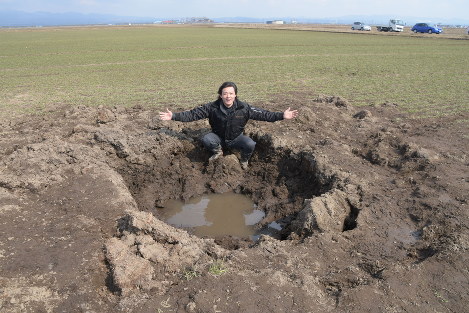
[0,0,467,21]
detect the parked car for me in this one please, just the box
[411,23,443,34]
[351,22,371,31]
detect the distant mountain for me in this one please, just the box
[213,16,344,24]
[1,11,468,27]
[212,17,266,23]
[0,10,157,27]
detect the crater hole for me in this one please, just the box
[118,133,357,247]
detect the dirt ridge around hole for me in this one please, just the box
[0,94,468,312]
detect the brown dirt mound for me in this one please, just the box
[0,95,467,312]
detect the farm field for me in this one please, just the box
[1,24,468,117]
[0,25,468,312]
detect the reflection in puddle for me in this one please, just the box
[160,192,266,239]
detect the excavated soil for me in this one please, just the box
[0,93,468,312]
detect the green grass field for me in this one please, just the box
[1,25,468,117]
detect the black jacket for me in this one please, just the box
[172,99,284,141]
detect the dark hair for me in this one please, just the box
[217,81,238,98]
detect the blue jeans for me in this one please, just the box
[201,132,256,160]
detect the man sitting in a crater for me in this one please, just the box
[159,82,298,169]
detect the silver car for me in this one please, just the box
[352,22,371,31]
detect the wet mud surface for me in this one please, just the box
[1,93,468,312]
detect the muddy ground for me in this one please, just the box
[0,93,468,313]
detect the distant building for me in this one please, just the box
[161,20,179,24]
[182,17,214,24]
[266,20,285,25]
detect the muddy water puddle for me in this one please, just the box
[159,192,279,240]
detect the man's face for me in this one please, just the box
[220,86,236,107]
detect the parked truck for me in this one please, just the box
[376,19,405,32]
